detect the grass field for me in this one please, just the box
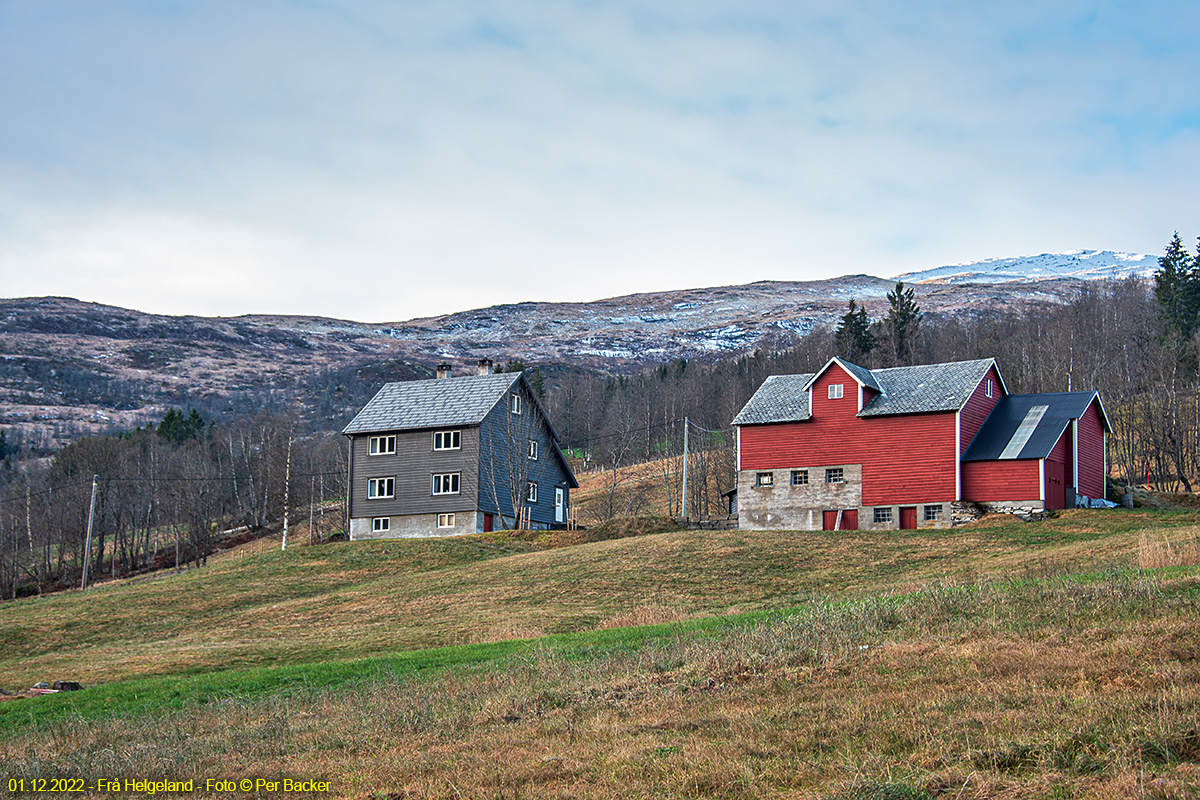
[1,511,1199,799]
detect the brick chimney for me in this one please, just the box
[436,363,451,380]
[476,358,493,376]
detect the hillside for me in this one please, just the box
[0,250,1153,449]
[0,513,1197,799]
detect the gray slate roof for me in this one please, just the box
[342,373,521,434]
[961,392,1102,461]
[731,373,816,425]
[732,357,997,425]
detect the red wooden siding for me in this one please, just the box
[1048,425,1071,465]
[959,365,1003,453]
[741,365,958,505]
[961,460,1041,502]
[1077,400,1106,499]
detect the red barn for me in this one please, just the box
[732,357,1110,530]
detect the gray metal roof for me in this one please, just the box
[961,392,1101,461]
[731,373,816,425]
[342,373,521,434]
[859,358,996,416]
[732,357,998,425]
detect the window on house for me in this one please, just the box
[791,470,808,485]
[755,472,773,487]
[924,504,944,521]
[873,507,893,524]
[511,393,522,414]
[367,477,394,499]
[368,435,396,455]
[828,383,844,399]
[527,482,538,503]
[825,468,844,484]
[528,439,538,460]
[437,513,455,529]
[986,379,994,398]
[433,430,461,450]
[432,473,460,495]
[372,517,390,532]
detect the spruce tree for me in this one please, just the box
[834,299,876,364]
[1153,231,1200,341]
[885,281,922,366]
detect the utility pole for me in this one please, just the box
[281,434,293,551]
[681,417,689,521]
[81,474,97,591]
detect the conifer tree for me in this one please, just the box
[834,299,876,364]
[1153,231,1200,342]
[885,281,922,366]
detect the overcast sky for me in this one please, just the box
[1,1,1197,322]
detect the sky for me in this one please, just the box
[1,1,1198,322]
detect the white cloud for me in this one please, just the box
[1,1,1198,320]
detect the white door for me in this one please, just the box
[554,487,565,523]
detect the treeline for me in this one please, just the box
[0,410,346,599]
[546,232,1200,499]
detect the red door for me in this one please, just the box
[899,507,917,529]
[1046,460,1065,509]
[483,514,493,532]
[823,510,858,530]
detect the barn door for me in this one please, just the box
[822,510,838,530]
[899,507,917,529]
[1046,460,1066,510]
[840,509,858,530]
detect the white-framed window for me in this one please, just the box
[432,473,460,495]
[791,470,808,485]
[528,439,538,460]
[527,482,538,502]
[828,383,844,399]
[368,435,396,455]
[510,393,522,415]
[756,472,773,487]
[433,430,461,450]
[825,468,844,484]
[367,477,394,499]
[437,513,455,529]
[924,504,944,521]
[372,517,390,532]
[986,379,994,398]
[873,507,893,524]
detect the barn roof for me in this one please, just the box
[961,392,1107,461]
[342,372,522,434]
[732,357,999,425]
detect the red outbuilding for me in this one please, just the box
[732,357,1110,530]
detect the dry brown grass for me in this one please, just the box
[1139,528,1200,569]
[3,575,1198,799]
[596,601,692,629]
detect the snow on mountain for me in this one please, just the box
[893,250,1159,285]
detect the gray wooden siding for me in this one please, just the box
[477,382,572,525]
[349,427,480,519]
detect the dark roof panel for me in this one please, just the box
[731,374,815,425]
[962,392,1100,461]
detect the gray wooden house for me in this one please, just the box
[342,361,578,539]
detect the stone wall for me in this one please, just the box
[737,464,862,530]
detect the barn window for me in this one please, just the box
[986,379,994,398]
[432,473,460,495]
[528,439,538,460]
[791,470,808,485]
[924,504,943,521]
[511,393,522,415]
[433,430,461,450]
[873,507,893,524]
[756,472,773,487]
[825,468,844,484]
[367,477,394,499]
[527,482,538,503]
[369,435,396,455]
[437,513,455,529]
[372,517,390,532]
[828,384,844,399]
